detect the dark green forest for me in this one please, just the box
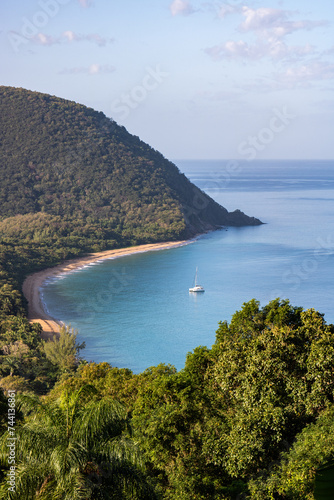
[1,299,334,499]
[0,86,261,249]
[0,86,333,498]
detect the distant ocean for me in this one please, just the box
[41,160,334,373]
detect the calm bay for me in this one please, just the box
[41,160,334,373]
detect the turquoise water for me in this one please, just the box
[42,160,334,373]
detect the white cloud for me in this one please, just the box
[32,31,114,47]
[170,0,195,17]
[238,61,334,93]
[217,3,241,19]
[33,33,58,46]
[78,0,93,7]
[205,40,256,60]
[205,39,315,62]
[88,63,101,75]
[276,61,334,86]
[240,7,287,32]
[205,6,325,63]
[59,64,116,76]
[62,31,114,46]
[62,30,77,42]
[239,6,327,38]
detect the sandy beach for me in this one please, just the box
[22,240,190,340]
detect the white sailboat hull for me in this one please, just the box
[189,285,205,292]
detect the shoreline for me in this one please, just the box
[22,240,191,340]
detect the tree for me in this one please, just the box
[43,325,85,374]
[207,300,334,482]
[0,317,60,394]
[0,385,157,499]
[0,284,25,319]
[0,317,42,350]
[248,404,334,499]
[0,341,30,377]
[132,354,236,499]
[0,375,29,394]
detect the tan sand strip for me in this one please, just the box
[22,240,190,339]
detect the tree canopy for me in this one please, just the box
[0,85,261,254]
[1,298,334,498]
[0,386,157,499]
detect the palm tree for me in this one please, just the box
[0,356,20,377]
[0,386,156,499]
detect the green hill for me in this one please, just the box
[0,86,261,251]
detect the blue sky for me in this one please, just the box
[2,0,334,159]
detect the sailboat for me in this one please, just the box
[189,267,205,293]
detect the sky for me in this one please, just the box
[1,0,334,160]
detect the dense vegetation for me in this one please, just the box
[1,299,334,498]
[0,86,332,498]
[0,86,261,250]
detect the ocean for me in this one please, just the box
[41,160,334,373]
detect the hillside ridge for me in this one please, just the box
[0,85,262,251]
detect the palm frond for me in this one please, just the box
[72,397,127,446]
[0,388,153,499]
[0,460,54,500]
[50,441,87,477]
[98,435,142,466]
[51,469,89,500]
[0,423,61,466]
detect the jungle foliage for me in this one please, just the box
[0,85,260,255]
[1,299,333,499]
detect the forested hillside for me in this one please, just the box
[0,86,261,250]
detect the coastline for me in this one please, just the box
[22,240,191,340]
